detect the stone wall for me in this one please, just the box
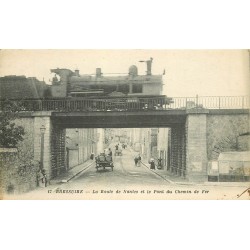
[15,117,35,164]
[0,150,38,197]
[0,117,38,197]
[207,114,249,161]
[237,134,250,151]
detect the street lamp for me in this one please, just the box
[40,125,46,171]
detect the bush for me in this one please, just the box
[0,100,25,148]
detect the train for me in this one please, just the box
[0,58,173,111]
[50,58,170,102]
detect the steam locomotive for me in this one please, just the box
[49,58,173,109]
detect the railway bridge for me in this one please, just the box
[1,96,249,182]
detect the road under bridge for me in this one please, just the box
[12,107,248,182]
[1,96,249,183]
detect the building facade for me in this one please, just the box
[66,128,104,169]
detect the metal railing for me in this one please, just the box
[168,96,250,110]
[0,96,172,112]
[0,96,249,112]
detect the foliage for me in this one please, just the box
[17,162,37,177]
[212,135,239,159]
[0,100,25,148]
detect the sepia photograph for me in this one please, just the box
[1,2,250,250]
[0,49,249,200]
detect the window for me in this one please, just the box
[132,83,142,93]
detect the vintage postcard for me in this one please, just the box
[0,49,249,200]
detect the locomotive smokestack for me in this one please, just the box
[146,57,153,75]
[96,68,102,78]
[75,69,80,76]
[139,57,153,75]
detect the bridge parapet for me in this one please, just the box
[169,96,250,110]
[1,96,248,113]
[0,96,171,112]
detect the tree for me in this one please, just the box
[0,100,25,148]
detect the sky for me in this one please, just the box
[0,49,249,97]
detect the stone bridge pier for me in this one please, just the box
[169,109,209,181]
[185,109,209,181]
[171,108,249,182]
[33,112,66,180]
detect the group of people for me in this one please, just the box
[91,145,160,171]
[134,155,157,169]
[134,154,155,169]
[142,103,163,111]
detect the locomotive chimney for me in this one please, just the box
[75,69,80,76]
[139,57,153,75]
[146,57,153,75]
[96,68,102,78]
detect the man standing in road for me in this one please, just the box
[134,156,138,166]
[137,154,141,167]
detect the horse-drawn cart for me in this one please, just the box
[95,153,114,171]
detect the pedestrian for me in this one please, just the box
[137,155,141,167]
[108,148,112,156]
[157,157,162,169]
[149,158,155,170]
[108,148,113,160]
[36,168,41,187]
[134,156,138,166]
[90,152,94,160]
[37,168,47,187]
[41,169,48,187]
